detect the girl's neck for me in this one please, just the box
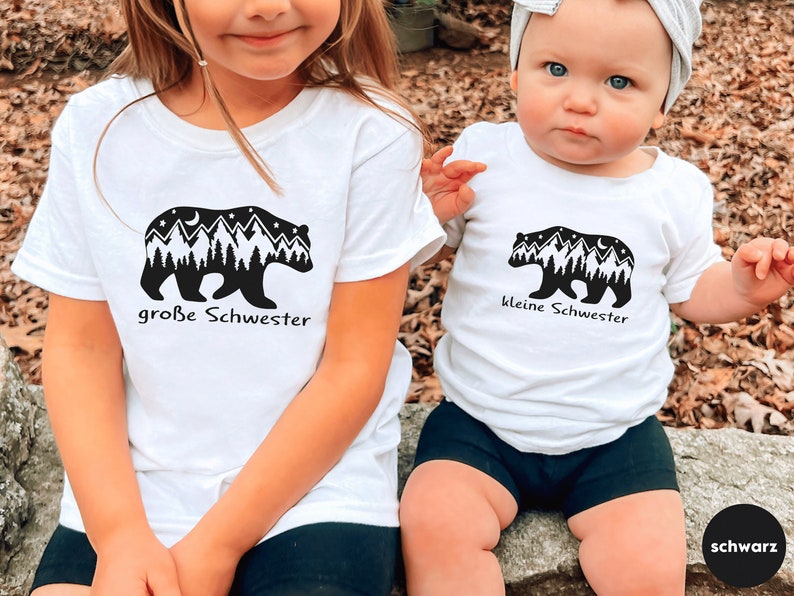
[159,66,304,130]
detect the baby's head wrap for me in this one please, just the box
[509,0,703,113]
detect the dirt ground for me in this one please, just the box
[1,0,793,434]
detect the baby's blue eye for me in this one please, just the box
[608,75,631,90]
[545,62,567,77]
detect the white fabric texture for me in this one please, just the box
[435,122,723,455]
[509,0,703,113]
[12,76,445,547]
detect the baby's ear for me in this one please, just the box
[651,109,665,130]
[510,70,519,91]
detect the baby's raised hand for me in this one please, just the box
[732,237,794,305]
[421,146,486,225]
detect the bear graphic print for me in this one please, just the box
[141,206,312,309]
[509,226,634,308]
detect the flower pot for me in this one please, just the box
[389,6,435,53]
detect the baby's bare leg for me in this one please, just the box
[567,489,686,595]
[400,459,518,596]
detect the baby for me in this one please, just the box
[400,1,794,594]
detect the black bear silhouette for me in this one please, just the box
[509,226,634,308]
[141,206,312,309]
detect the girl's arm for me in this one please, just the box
[671,238,794,324]
[42,294,180,596]
[170,264,411,596]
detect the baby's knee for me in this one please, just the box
[399,468,451,537]
[578,524,686,595]
[400,461,514,552]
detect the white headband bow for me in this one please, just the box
[510,0,703,113]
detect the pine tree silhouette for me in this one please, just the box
[151,246,164,269]
[250,246,263,269]
[225,245,237,269]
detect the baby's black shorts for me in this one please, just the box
[413,398,679,518]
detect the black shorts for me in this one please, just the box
[413,399,679,518]
[31,522,398,595]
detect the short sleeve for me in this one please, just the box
[335,122,445,282]
[11,110,106,300]
[662,168,724,304]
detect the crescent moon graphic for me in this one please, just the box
[185,211,200,226]
[596,239,608,250]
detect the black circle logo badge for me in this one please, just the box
[702,504,786,588]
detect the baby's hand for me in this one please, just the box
[732,237,794,305]
[421,146,486,225]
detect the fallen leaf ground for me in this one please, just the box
[1,0,793,435]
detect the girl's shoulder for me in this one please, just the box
[48,76,148,149]
[317,82,415,123]
[63,75,143,112]
[56,76,149,134]
[305,82,421,145]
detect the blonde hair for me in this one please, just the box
[100,0,425,193]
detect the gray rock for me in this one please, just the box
[1,385,61,596]
[2,380,793,595]
[0,337,38,591]
[669,427,794,575]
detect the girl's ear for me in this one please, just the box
[651,109,665,130]
[510,70,519,91]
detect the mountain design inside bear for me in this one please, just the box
[509,226,634,308]
[141,206,312,309]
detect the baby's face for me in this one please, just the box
[511,0,672,177]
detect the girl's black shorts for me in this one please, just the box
[413,399,679,518]
[31,521,398,595]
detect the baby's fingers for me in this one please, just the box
[432,145,454,160]
[754,250,773,279]
[456,183,476,213]
[421,146,453,178]
[771,246,794,284]
[442,159,487,183]
[770,238,792,261]
[735,243,771,279]
[427,146,454,167]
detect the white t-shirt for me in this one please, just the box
[434,122,722,455]
[13,76,444,546]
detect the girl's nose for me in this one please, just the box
[245,0,291,20]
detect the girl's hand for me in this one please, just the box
[421,146,486,225]
[170,531,240,596]
[732,237,794,306]
[90,529,180,596]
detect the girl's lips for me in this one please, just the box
[235,30,294,47]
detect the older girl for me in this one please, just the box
[15,1,443,594]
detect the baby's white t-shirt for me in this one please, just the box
[434,122,722,454]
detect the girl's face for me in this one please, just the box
[179,0,340,87]
[510,0,671,177]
